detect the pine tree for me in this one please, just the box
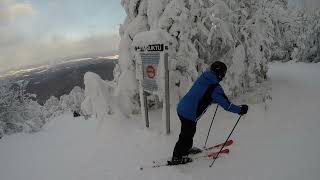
[112,0,287,116]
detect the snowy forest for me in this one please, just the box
[0,79,84,137]
[1,0,320,180]
[85,0,320,119]
[0,0,319,136]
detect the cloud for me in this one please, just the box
[0,0,35,25]
[305,0,320,8]
[0,32,120,72]
[289,0,320,8]
[0,0,122,73]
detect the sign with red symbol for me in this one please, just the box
[134,40,170,134]
[146,65,156,79]
[139,52,160,91]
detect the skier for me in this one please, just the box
[170,61,249,165]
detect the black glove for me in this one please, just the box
[239,105,248,115]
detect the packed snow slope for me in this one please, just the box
[1,63,320,180]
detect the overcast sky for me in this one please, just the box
[0,0,319,73]
[289,0,320,8]
[0,0,125,72]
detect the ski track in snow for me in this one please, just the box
[1,63,320,180]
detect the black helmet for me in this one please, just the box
[210,61,227,80]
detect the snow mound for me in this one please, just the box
[81,72,115,120]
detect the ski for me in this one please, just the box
[207,149,230,158]
[151,139,233,165]
[140,149,229,170]
[184,139,234,156]
[204,139,233,151]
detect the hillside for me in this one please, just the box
[1,58,116,105]
[0,62,319,180]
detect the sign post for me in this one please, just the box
[134,43,170,134]
[164,52,170,134]
[139,82,149,128]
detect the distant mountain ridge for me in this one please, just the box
[1,57,117,105]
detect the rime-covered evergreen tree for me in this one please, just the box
[0,80,45,135]
[0,80,85,136]
[292,9,320,62]
[60,86,85,113]
[113,0,289,116]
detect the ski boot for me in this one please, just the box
[167,156,193,165]
[187,147,202,155]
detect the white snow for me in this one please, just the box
[1,62,320,180]
[132,30,168,47]
[81,72,115,119]
[97,55,119,60]
[62,58,93,63]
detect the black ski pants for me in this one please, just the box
[173,115,197,158]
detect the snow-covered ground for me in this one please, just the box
[1,63,320,180]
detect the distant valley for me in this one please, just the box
[1,58,117,105]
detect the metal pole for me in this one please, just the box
[164,52,170,134]
[143,92,149,128]
[209,115,242,167]
[204,105,219,148]
[139,80,149,128]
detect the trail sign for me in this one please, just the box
[133,30,170,134]
[140,52,160,91]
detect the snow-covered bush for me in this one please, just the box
[44,96,63,119]
[0,80,46,135]
[0,78,86,137]
[60,86,85,113]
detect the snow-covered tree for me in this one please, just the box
[81,72,116,120]
[111,0,279,117]
[262,1,298,62]
[80,0,306,120]
[44,96,63,119]
[0,80,46,135]
[292,9,320,62]
[60,86,85,113]
[0,79,87,136]
[265,4,320,63]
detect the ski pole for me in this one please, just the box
[204,105,219,148]
[209,115,242,167]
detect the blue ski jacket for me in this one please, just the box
[177,71,241,122]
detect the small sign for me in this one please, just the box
[140,52,160,91]
[146,65,156,79]
[135,44,164,52]
[134,40,170,134]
